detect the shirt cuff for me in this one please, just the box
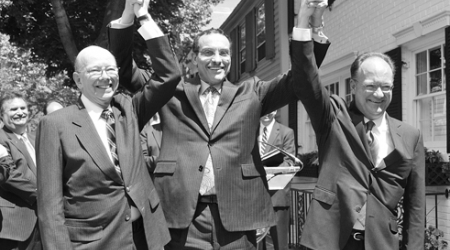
[292,27,312,41]
[110,18,133,29]
[138,21,164,40]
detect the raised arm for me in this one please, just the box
[108,0,181,130]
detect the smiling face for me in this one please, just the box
[73,46,119,109]
[194,33,231,86]
[1,97,29,134]
[351,56,394,120]
[260,110,277,127]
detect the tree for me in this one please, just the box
[0,0,224,85]
[0,33,79,131]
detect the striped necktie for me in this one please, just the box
[260,127,268,156]
[366,120,379,162]
[101,109,122,175]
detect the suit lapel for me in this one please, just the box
[211,80,238,133]
[184,78,210,133]
[152,127,162,149]
[111,99,131,183]
[383,115,405,166]
[4,129,37,176]
[72,103,123,184]
[348,102,375,169]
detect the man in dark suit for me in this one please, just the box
[35,2,181,249]
[0,91,41,250]
[109,1,330,249]
[295,1,425,249]
[140,113,162,173]
[258,110,296,250]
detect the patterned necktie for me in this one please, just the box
[199,86,218,195]
[366,120,379,163]
[101,109,121,175]
[260,127,268,156]
[203,86,218,129]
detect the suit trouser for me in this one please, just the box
[0,224,41,250]
[132,216,149,250]
[257,206,290,250]
[165,198,257,250]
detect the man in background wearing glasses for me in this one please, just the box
[295,39,425,250]
[35,2,181,249]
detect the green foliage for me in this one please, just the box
[425,225,448,250]
[0,33,79,131]
[0,0,224,86]
[425,148,450,177]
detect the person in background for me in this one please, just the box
[140,113,162,174]
[257,110,296,250]
[0,91,41,250]
[43,99,64,115]
[35,1,181,249]
[109,0,330,249]
[294,1,425,249]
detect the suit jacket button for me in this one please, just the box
[355,206,361,213]
[126,187,131,192]
[125,216,130,221]
[199,166,203,172]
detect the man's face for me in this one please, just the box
[352,57,394,120]
[1,98,29,132]
[194,33,231,86]
[73,47,119,108]
[260,111,277,126]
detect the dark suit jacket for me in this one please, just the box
[36,36,180,250]
[0,128,38,242]
[294,41,425,250]
[261,122,295,207]
[109,25,330,232]
[140,122,162,173]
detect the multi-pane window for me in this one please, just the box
[239,23,246,74]
[325,82,339,95]
[345,78,353,103]
[256,3,266,61]
[416,46,446,95]
[415,45,447,146]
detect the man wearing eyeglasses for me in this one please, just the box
[35,2,180,250]
[294,13,425,250]
[109,0,330,249]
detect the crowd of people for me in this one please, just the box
[0,0,425,249]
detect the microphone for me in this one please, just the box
[260,140,303,170]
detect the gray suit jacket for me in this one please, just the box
[36,36,180,250]
[110,25,331,232]
[0,128,37,242]
[294,40,425,250]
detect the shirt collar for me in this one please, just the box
[261,119,276,134]
[199,80,222,95]
[81,95,111,121]
[364,113,387,130]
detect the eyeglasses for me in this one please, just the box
[353,79,393,93]
[199,48,231,58]
[78,66,119,77]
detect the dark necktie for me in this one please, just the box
[260,127,268,155]
[366,120,379,162]
[101,109,121,174]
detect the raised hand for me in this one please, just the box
[295,0,328,28]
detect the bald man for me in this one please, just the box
[35,3,181,249]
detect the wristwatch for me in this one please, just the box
[137,14,150,23]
